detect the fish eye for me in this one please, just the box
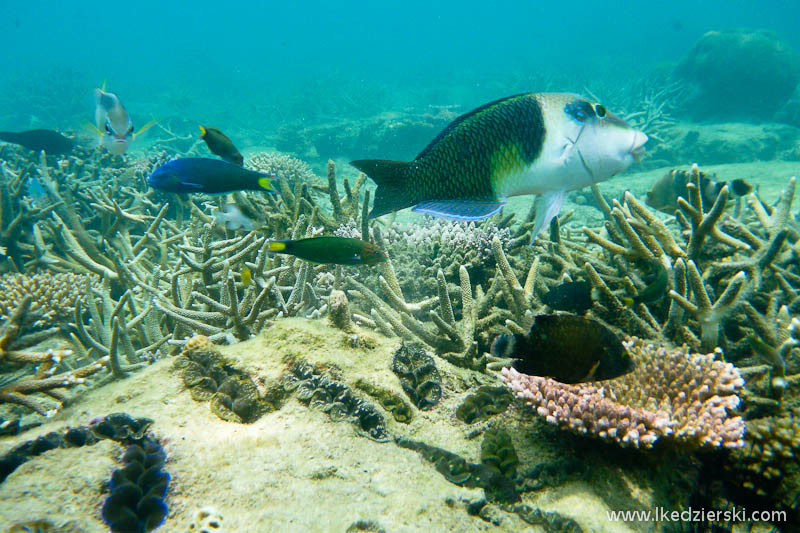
[593,103,607,119]
[127,125,134,135]
[104,123,112,134]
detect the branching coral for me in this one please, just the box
[1,297,107,416]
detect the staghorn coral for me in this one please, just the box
[1,296,107,416]
[501,337,745,449]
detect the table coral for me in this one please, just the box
[501,337,745,449]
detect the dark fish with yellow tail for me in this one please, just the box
[199,125,243,166]
[491,314,633,383]
[268,237,387,265]
[0,129,75,154]
[352,93,647,243]
[646,168,753,214]
[147,158,281,194]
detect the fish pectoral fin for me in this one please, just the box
[84,121,104,137]
[412,199,505,221]
[180,180,206,192]
[530,190,566,244]
[133,120,157,139]
[579,360,601,382]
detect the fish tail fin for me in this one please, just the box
[621,296,635,307]
[257,174,281,193]
[199,125,207,137]
[350,160,414,218]
[730,178,753,196]
[268,240,291,254]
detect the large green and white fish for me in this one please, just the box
[352,93,647,242]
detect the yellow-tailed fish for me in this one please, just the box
[199,125,243,166]
[147,158,280,194]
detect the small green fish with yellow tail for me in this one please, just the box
[267,237,387,265]
[352,93,647,242]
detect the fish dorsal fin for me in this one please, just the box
[530,190,566,244]
[414,93,530,160]
[412,199,504,221]
[100,79,107,92]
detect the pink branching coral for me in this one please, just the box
[501,337,745,449]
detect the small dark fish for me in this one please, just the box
[199,125,243,166]
[268,237,387,265]
[147,158,280,194]
[0,129,75,154]
[542,280,592,314]
[646,168,752,214]
[622,260,668,307]
[491,314,633,384]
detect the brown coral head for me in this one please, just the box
[183,335,214,353]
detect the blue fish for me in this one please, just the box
[25,177,47,208]
[147,157,281,194]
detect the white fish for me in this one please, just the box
[213,204,255,231]
[93,86,154,155]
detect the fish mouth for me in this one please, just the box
[630,131,648,162]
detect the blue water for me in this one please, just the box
[2,0,799,154]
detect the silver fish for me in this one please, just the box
[94,87,154,155]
